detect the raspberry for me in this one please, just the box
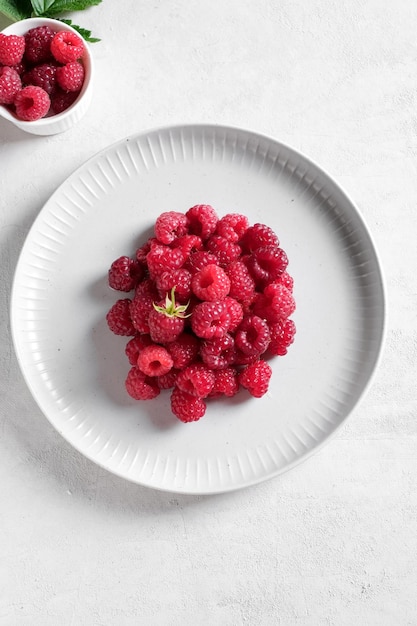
[50,87,79,114]
[24,26,55,64]
[171,234,203,257]
[239,360,272,398]
[137,345,173,377]
[155,268,192,302]
[106,299,136,336]
[146,242,185,278]
[130,279,159,334]
[0,66,21,105]
[0,34,25,66]
[176,363,215,398]
[245,245,288,287]
[166,332,199,369]
[154,211,188,244]
[277,271,294,292]
[215,213,249,242]
[253,283,296,324]
[210,367,240,397]
[170,387,206,423]
[225,260,256,306]
[56,61,85,92]
[125,334,153,365]
[224,296,244,331]
[191,300,231,339]
[157,368,180,389]
[268,319,296,356]
[191,264,231,302]
[50,31,84,64]
[125,366,160,400]
[14,85,50,121]
[200,334,235,369]
[206,235,241,267]
[240,223,279,253]
[22,62,58,95]
[185,204,218,240]
[108,256,142,292]
[185,250,218,274]
[234,315,270,356]
[147,288,189,343]
[135,237,156,264]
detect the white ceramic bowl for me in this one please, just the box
[0,17,93,135]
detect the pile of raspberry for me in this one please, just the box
[0,26,86,121]
[106,205,296,423]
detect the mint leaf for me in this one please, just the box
[41,0,102,15]
[0,0,31,20]
[58,18,100,42]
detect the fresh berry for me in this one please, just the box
[215,213,249,242]
[130,279,159,334]
[125,334,153,365]
[146,242,185,278]
[191,264,230,302]
[277,271,294,292]
[157,368,180,389]
[108,256,142,292]
[50,87,79,114]
[224,296,244,331]
[234,315,270,356]
[200,334,235,369]
[137,345,174,377]
[0,34,25,66]
[206,235,241,266]
[170,387,206,422]
[50,31,85,64]
[239,360,272,398]
[56,61,85,92]
[210,367,240,397]
[155,268,192,302]
[166,333,199,369]
[125,366,160,400]
[175,363,215,398]
[22,62,58,95]
[14,85,50,121]
[225,260,256,305]
[24,26,55,64]
[185,250,218,274]
[0,66,21,105]
[171,234,202,257]
[245,245,288,287]
[106,299,136,336]
[240,223,279,253]
[191,300,231,339]
[253,282,296,324]
[148,287,189,343]
[185,204,218,240]
[154,210,188,244]
[268,319,296,356]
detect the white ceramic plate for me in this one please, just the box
[11,124,385,494]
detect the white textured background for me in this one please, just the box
[1,1,416,624]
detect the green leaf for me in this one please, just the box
[0,0,31,20]
[58,17,100,42]
[41,0,102,15]
[30,0,55,16]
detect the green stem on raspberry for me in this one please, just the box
[153,286,191,318]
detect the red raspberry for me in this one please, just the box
[185,250,218,274]
[146,242,185,278]
[191,264,231,302]
[170,387,206,423]
[135,237,155,264]
[225,260,256,306]
[234,315,271,357]
[125,334,153,365]
[210,367,240,397]
[240,223,280,253]
[215,213,249,242]
[24,26,55,64]
[0,66,21,105]
[125,366,160,400]
[277,271,294,292]
[224,296,244,331]
[154,211,188,244]
[176,363,215,398]
[14,85,50,121]
[268,319,296,356]
[166,332,199,369]
[137,344,174,377]
[50,87,79,114]
[253,283,296,324]
[130,279,159,333]
[10,61,26,76]
[50,31,85,64]
[185,204,218,240]
[200,334,235,369]
[155,268,192,302]
[245,245,288,287]
[239,360,272,398]
[171,234,203,257]
[157,368,180,389]
[106,299,136,336]
[22,62,58,95]
[191,300,231,339]
[148,288,189,343]
[0,34,25,66]
[108,256,142,292]
[56,61,85,92]
[206,235,241,267]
